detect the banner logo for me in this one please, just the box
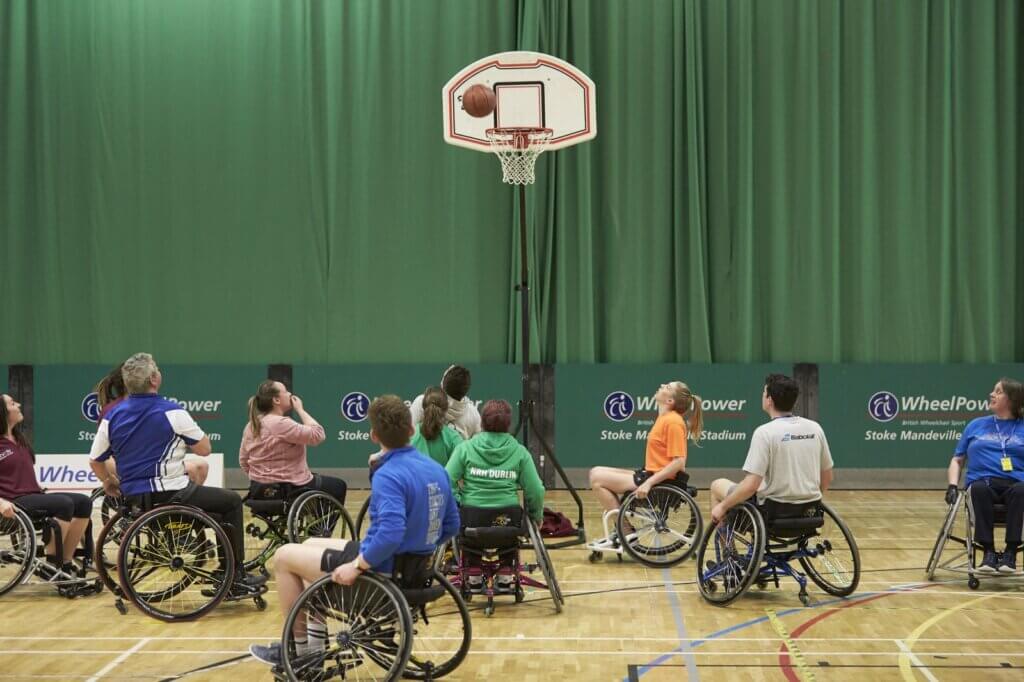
[868,391,899,422]
[603,391,635,422]
[81,392,100,423]
[341,392,371,422]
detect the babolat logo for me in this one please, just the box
[341,392,371,422]
[782,433,816,442]
[81,392,101,423]
[868,391,899,422]
[604,391,635,422]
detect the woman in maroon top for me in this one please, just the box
[0,394,92,569]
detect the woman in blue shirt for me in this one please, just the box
[947,378,1024,574]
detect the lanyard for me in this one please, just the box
[993,417,1021,459]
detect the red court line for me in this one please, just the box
[778,585,938,682]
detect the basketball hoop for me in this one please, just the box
[485,127,553,185]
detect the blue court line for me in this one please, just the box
[661,567,700,681]
[623,587,905,681]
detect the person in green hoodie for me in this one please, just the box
[445,400,545,524]
[409,386,463,467]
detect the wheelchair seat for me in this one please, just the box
[243,482,299,516]
[390,552,445,607]
[761,500,825,538]
[459,505,524,550]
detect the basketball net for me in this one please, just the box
[485,127,553,185]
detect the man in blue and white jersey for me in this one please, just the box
[88,352,262,586]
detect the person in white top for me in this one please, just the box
[409,365,481,440]
[710,373,834,524]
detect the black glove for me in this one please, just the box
[945,485,958,506]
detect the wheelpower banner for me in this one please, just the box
[554,364,788,469]
[293,365,521,470]
[819,364,1024,468]
[32,364,266,462]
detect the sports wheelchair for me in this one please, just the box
[0,503,102,599]
[438,505,563,616]
[696,499,860,606]
[274,553,472,681]
[927,486,1024,589]
[242,479,356,575]
[586,474,703,567]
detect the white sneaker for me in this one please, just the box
[495,574,515,592]
[467,575,484,592]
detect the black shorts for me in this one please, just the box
[320,542,360,572]
[14,492,92,522]
[633,469,690,489]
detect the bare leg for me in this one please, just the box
[273,540,349,639]
[710,478,735,507]
[589,467,638,514]
[62,518,89,562]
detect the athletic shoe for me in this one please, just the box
[495,573,515,592]
[977,550,999,574]
[466,575,484,593]
[249,642,282,667]
[998,552,1017,574]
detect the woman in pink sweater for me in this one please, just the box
[239,381,346,503]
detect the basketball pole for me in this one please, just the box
[513,182,587,547]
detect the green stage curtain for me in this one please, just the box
[2,0,1020,364]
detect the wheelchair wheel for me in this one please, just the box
[0,508,35,597]
[696,503,765,607]
[90,487,121,528]
[526,517,563,612]
[926,495,961,581]
[355,496,371,539]
[288,491,356,544]
[618,486,703,567]
[798,502,860,597]
[94,510,135,596]
[402,571,472,679]
[282,572,413,682]
[117,505,233,621]
[243,512,286,574]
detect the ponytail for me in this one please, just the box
[420,386,448,440]
[687,394,704,444]
[94,363,127,409]
[248,380,280,438]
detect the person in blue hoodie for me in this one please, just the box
[250,394,461,667]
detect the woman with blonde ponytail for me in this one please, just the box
[239,380,347,503]
[409,386,463,466]
[589,381,701,514]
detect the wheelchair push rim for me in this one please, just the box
[117,505,234,621]
[0,508,36,597]
[696,503,765,607]
[618,485,703,567]
[400,570,472,680]
[797,502,861,597]
[287,491,356,544]
[282,572,414,682]
[94,509,134,596]
[527,517,564,611]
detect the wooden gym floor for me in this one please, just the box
[2,490,1023,681]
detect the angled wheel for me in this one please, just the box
[402,571,472,679]
[926,493,961,580]
[355,496,371,539]
[243,513,287,574]
[799,502,861,597]
[282,572,413,681]
[94,510,135,596]
[0,508,35,597]
[117,505,233,621]
[90,487,122,529]
[618,485,703,567]
[288,491,356,544]
[696,503,765,607]
[526,517,563,612]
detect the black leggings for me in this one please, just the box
[14,492,92,522]
[969,478,1024,550]
[247,473,348,505]
[143,485,246,565]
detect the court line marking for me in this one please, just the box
[84,637,151,682]
[767,609,816,682]
[4,635,1023,643]
[894,640,939,682]
[896,592,998,682]
[660,566,700,680]
[5,650,1024,657]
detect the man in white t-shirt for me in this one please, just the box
[409,365,481,440]
[710,374,834,524]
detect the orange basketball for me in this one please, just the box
[462,84,496,118]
